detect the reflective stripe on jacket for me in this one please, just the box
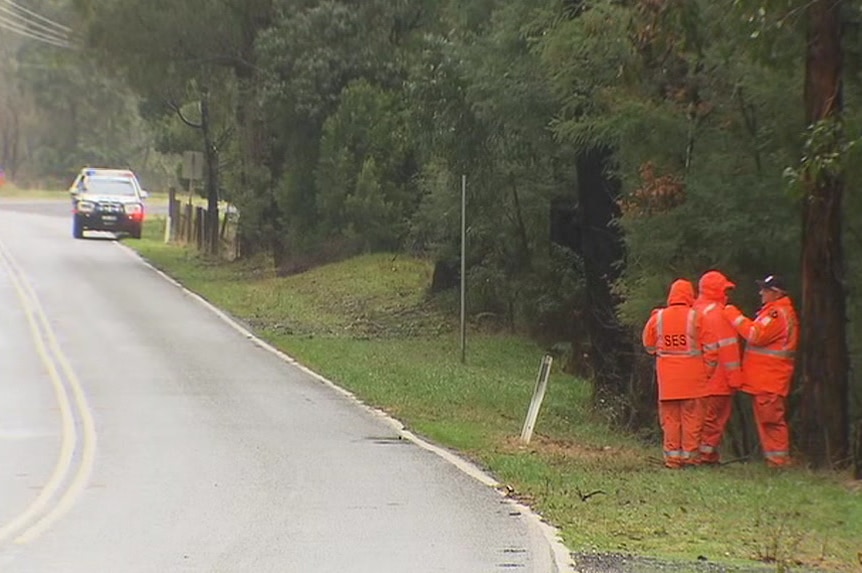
[643,280,716,400]
[693,300,742,396]
[730,296,798,396]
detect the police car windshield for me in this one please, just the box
[85,178,137,196]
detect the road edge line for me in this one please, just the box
[117,243,575,573]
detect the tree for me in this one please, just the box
[796,0,850,468]
[538,1,648,419]
[75,0,274,254]
[254,0,428,270]
[737,0,854,468]
[315,80,418,252]
[539,0,809,431]
[0,8,154,184]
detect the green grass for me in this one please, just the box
[0,185,69,200]
[132,218,862,572]
[0,184,171,207]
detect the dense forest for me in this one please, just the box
[1,0,860,471]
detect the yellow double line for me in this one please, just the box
[0,240,97,545]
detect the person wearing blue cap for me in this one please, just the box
[723,275,799,467]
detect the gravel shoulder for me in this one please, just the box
[571,551,828,573]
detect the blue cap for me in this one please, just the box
[756,275,787,292]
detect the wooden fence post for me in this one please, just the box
[195,207,204,250]
[165,186,177,243]
[184,203,193,243]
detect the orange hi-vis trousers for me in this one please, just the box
[659,398,704,468]
[753,393,791,467]
[699,395,733,464]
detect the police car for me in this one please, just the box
[69,168,148,239]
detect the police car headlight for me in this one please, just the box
[124,203,143,215]
[77,201,96,213]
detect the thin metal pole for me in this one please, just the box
[460,174,467,364]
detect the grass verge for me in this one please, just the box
[0,185,69,200]
[129,218,862,572]
[0,184,171,206]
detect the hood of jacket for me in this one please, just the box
[667,279,695,306]
[697,270,735,305]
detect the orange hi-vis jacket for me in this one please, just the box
[643,280,717,401]
[726,296,798,397]
[693,271,743,396]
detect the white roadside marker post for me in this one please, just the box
[520,354,553,444]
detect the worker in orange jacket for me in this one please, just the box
[723,274,798,467]
[643,279,718,468]
[693,270,743,465]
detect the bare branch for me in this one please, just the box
[165,98,202,129]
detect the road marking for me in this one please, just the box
[118,242,575,573]
[0,246,76,542]
[0,241,98,544]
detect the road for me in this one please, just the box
[0,200,570,573]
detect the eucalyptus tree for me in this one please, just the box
[840,5,862,478]
[784,0,853,469]
[537,1,638,416]
[734,0,859,469]
[796,0,851,470]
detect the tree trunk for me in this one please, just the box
[798,0,849,468]
[233,0,273,260]
[1,104,19,178]
[575,146,633,417]
[510,181,532,271]
[200,89,221,255]
[854,421,862,479]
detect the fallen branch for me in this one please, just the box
[576,487,606,502]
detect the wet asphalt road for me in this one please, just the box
[0,199,568,572]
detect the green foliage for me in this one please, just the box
[249,0,588,342]
[406,160,462,256]
[784,118,858,197]
[316,80,418,251]
[539,1,805,326]
[403,1,584,335]
[254,0,422,252]
[730,0,807,66]
[515,244,587,340]
[2,37,159,183]
[539,1,638,148]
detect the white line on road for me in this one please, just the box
[116,242,575,573]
